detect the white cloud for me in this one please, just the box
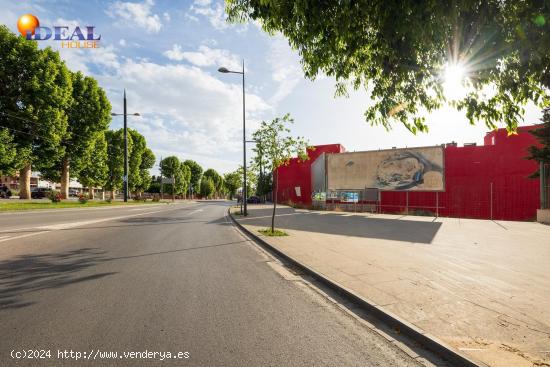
[268,36,303,105]
[107,0,162,33]
[163,44,241,71]
[189,0,246,31]
[119,38,127,46]
[53,45,270,172]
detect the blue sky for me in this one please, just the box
[0,0,543,174]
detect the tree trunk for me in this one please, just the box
[271,173,277,233]
[60,157,70,199]
[101,190,105,200]
[89,187,94,200]
[110,190,114,200]
[19,163,32,199]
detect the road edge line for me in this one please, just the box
[227,207,485,367]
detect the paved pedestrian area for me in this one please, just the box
[233,205,550,367]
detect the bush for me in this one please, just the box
[105,198,112,203]
[48,190,62,203]
[152,195,160,202]
[78,194,88,204]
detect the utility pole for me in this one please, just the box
[159,156,163,201]
[123,89,128,202]
[242,60,247,216]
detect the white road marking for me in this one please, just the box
[0,205,192,243]
[0,235,10,240]
[187,209,203,215]
[0,231,49,243]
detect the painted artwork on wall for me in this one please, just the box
[326,146,444,191]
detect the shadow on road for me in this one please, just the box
[0,248,115,310]
[239,207,443,244]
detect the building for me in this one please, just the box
[274,125,541,221]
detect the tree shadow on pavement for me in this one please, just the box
[239,207,442,244]
[0,248,114,310]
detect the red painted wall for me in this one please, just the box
[275,144,345,205]
[276,126,541,221]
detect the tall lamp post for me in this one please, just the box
[218,60,247,216]
[111,89,140,202]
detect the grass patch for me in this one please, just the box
[0,200,165,212]
[259,228,288,237]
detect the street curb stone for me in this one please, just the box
[228,207,485,367]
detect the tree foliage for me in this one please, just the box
[40,71,111,196]
[223,170,242,199]
[0,25,72,197]
[183,159,203,194]
[251,113,309,230]
[203,168,223,197]
[200,177,215,199]
[77,132,108,190]
[227,1,550,133]
[528,107,550,177]
[160,156,190,195]
[105,129,131,194]
[0,128,17,176]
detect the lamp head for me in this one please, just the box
[218,67,230,73]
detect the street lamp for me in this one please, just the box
[111,89,140,202]
[218,60,247,216]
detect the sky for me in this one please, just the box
[0,0,543,175]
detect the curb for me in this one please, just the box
[228,208,484,367]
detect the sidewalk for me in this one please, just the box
[232,204,550,367]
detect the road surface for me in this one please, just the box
[0,201,420,366]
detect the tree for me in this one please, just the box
[528,107,550,177]
[0,128,17,176]
[203,168,223,198]
[200,177,215,199]
[105,129,132,199]
[251,114,309,232]
[0,26,72,198]
[77,132,108,199]
[223,170,242,200]
[41,71,111,198]
[137,148,156,196]
[183,160,203,197]
[160,156,190,196]
[179,162,191,197]
[127,129,147,194]
[227,1,550,133]
[250,134,272,199]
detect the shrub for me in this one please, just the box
[78,194,88,204]
[105,198,112,203]
[48,190,62,203]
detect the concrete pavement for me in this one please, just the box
[233,204,550,367]
[0,201,421,366]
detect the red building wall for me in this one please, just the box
[275,144,345,205]
[276,126,541,221]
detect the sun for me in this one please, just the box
[443,62,468,101]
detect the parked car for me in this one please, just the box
[247,196,261,204]
[0,185,11,199]
[31,187,52,199]
[69,189,79,197]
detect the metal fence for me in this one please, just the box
[542,163,550,210]
[308,177,540,221]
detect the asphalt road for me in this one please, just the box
[0,201,420,366]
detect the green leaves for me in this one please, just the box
[226,0,550,133]
[251,113,309,172]
[0,128,17,176]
